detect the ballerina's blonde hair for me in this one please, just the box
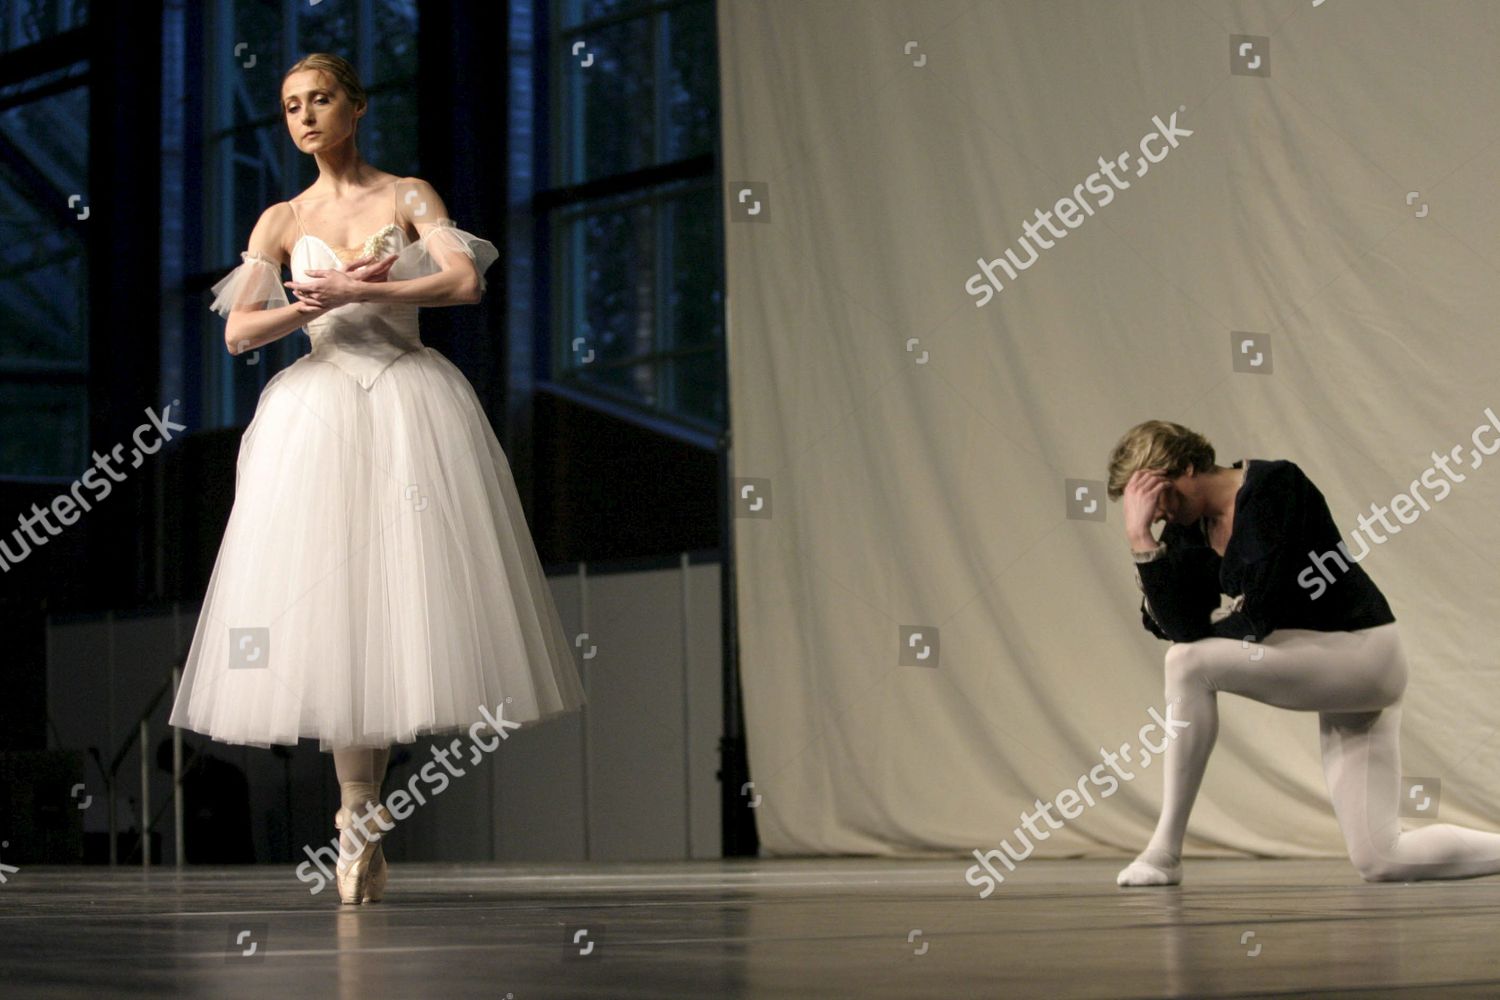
[281,52,368,121]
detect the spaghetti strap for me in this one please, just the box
[287,199,308,237]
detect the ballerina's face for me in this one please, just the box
[281,69,362,153]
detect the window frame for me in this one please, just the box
[0,30,91,482]
[535,0,723,445]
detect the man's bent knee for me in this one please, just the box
[1163,639,1226,685]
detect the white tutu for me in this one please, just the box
[168,220,586,750]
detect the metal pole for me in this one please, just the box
[717,424,756,856]
[579,561,591,861]
[139,719,149,869]
[107,611,116,866]
[173,663,183,869]
[680,550,692,859]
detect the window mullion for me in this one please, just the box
[653,9,669,416]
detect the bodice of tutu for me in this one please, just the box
[291,226,423,390]
[209,218,501,392]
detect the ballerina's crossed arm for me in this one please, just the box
[283,177,484,311]
[217,177,487,356]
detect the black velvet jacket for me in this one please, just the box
[1134,459,1395,642]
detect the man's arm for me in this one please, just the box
[1133,522,1223,642]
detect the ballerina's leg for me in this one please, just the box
[333,746,388,814]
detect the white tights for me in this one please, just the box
[1120,622,1500,885]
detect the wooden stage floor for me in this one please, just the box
[3,857,1500,997]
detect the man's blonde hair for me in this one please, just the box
[1106,420,1216,501]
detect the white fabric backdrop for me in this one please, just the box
[719,0,1500,864]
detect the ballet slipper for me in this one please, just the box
[1116,847,1182,886]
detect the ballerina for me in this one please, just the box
[1107,419,1500,886]
[168,52,585,904]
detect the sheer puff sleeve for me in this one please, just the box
[209,249,289,318]
[388,219,499,293]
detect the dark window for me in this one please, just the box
[0,6,90,479]
[0,0,89,53]
[532,0,723,432]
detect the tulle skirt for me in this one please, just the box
[168,346,586,751]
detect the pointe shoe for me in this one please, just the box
[362,842,388,903]
[334,804,395,905]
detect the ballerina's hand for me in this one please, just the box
[284,268,366,311]
[343,253,396,283]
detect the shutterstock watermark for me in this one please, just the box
[1297,406,1500,599]
[0,401,187,573]
[964,701,1190,898]
[294,699,522,896]
[965,109,1193,308]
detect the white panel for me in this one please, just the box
[686,561,724,858]
[47,559,724,866]
[493,570,588,860]
[586,568,688,861]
